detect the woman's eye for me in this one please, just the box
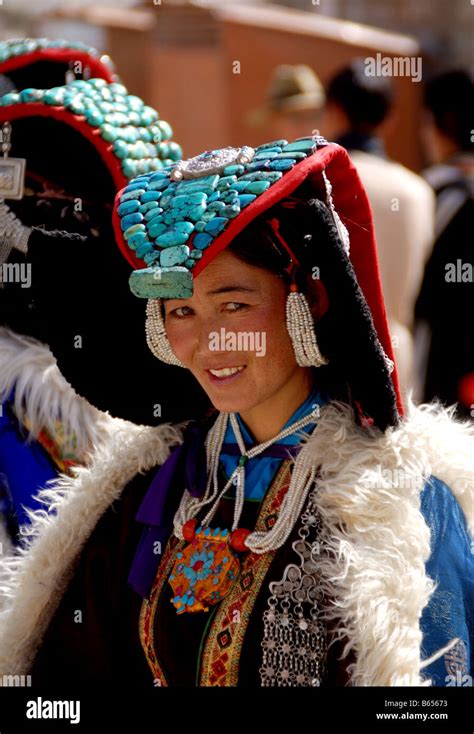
[169,306,193,318]
[224,302,248,311]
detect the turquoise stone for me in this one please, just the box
[201,211,216,223]
[233,181,250,193]
[126,95,145,110]
[129,266,193,300]
[122,160,138,178]
[140,201,161,214]
[2,92,20,107]
[208,192,221,203]
[120,188,146,202]
[168,142,182,161]
[160,195,174,208]
[85,109,104,126]
[148,222,167,239]
[43,88,65,105]
[190,250,203,259]
[171,192,207,210]
[141,106,159,126]
[275,151,306,159]
[239,172,282,182]
[148,178,171,192]
[220,190,239,204]
[158,120,173,140]
[20,88,43,103]
[216,175,237,190]
[253,147,282,156]
[160,245,190,267]
[113,140,129,159]
[100,122,119,143]
[222,164,244,176]
[222,205,240,218]
[204,217,227,236]
[195,221,207,233]
[128,112,141,126]
[144,252,159,266]
[158,143,170,158]
[145,208,164,222]
[136,242,154,258]
[124,223,146,240]
[155,222,194,247]
[129,266,193,298]
[110,83,128,96]
[185,258,195,268]
[150,171,170,181]
[255,139,288,151]
[121,212,144,231]
[138,161,151,175]
[269,159,296,171]
[252,151,278,161]
[246,180,271,194]
[281,139,316,153]
[117,200,140,217]
[193,233,213,250]
[176,175,219,196]
[207,201,225,213]
[247,160,271,172]
[239,194,256,208]
[124,181,147,192]
[127,232,148,249]
[141,190,162,203]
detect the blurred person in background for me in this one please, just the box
[415,70,474,420]
[247,64,326,143]
[320,59,435,404]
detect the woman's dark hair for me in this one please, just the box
[228,190,399,432]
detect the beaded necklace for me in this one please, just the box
[169,408,319,614]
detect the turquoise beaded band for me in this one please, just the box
[0,78,182,181]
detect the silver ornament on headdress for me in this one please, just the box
[170,145,255,181]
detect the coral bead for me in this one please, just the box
[183,518,197,542]
[230,528,251,552]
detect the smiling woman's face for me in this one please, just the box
[163,249,313,417]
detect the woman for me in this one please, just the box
[0,136,472,687]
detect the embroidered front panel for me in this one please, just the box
[139,534,186,686]
[198,461,293,686]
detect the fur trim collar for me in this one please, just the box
[0,327,106,450]
[296,401,473,686]
[0,401,472,686]
[0,418,183,675]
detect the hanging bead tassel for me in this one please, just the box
[145,298,186,367]
[285,285,328,368]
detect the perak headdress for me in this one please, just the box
[113,135,403,423]
[0,38,210,424]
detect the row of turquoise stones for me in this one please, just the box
[118,137,318,269]
[0,78,182,180]
[0,38,113,68]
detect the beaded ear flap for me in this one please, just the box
[268,217,329,368]
[145,298,186,368]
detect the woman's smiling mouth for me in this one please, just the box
[206,365,247,383]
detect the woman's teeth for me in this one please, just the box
[209,366,245,377]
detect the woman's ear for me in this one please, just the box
[305,274,329,321]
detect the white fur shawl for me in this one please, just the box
[0,400,472,686]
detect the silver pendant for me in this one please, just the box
[0,157,25,200]
[259,485,327,686]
